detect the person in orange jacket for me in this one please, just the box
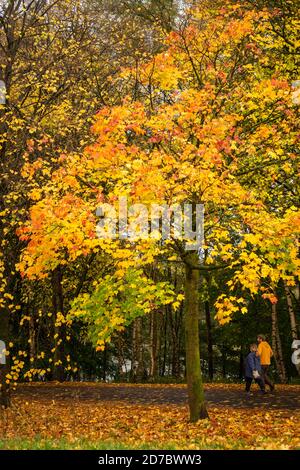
[257,334,275,391]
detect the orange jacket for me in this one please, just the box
[257,341,273,365]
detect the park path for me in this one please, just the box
[15,383,300,410]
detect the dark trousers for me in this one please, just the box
[261,365,274,389]
[245,376,265,392]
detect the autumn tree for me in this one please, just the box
[17,1,300,422]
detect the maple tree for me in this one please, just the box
[15,0,300,423]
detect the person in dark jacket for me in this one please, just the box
[245,344,266,395]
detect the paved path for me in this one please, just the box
[15,383,300,410]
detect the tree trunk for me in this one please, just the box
[271,302,287,383]
[284,281,299,340]
[51,266,65,382]
[203,273,213,381]
[29,313,36,366]
[184,255,208,421]
[149,311,160,379]
[160,309,168,376]
[169,304,181,378]
[0,307,10,407]
[239,346,245,380]
[172,338,180,378]
[204,300,213,381]
[131,317,144,382]
[102,345,108,381]
[116,334,126,380]
[222,346,226,379]
[171,332,180,378]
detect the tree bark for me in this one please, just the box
[116,334,126,380]
[102,345,108,381]
[284,281,299,340]
[204,300,213,381]
[149,311,160,379]
[184,254,208,421]
[169,304,182,378]
[131,317,144,382]
[239,346,245,380]
[271,302,287,383]
[202,273,213,381]
[160,308,168,376]
[29,313,36,366]
[51,266,65,382]
[222,345,227,379]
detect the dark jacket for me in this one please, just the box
[245,351,262,378]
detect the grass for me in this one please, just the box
[0,436,228,450]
